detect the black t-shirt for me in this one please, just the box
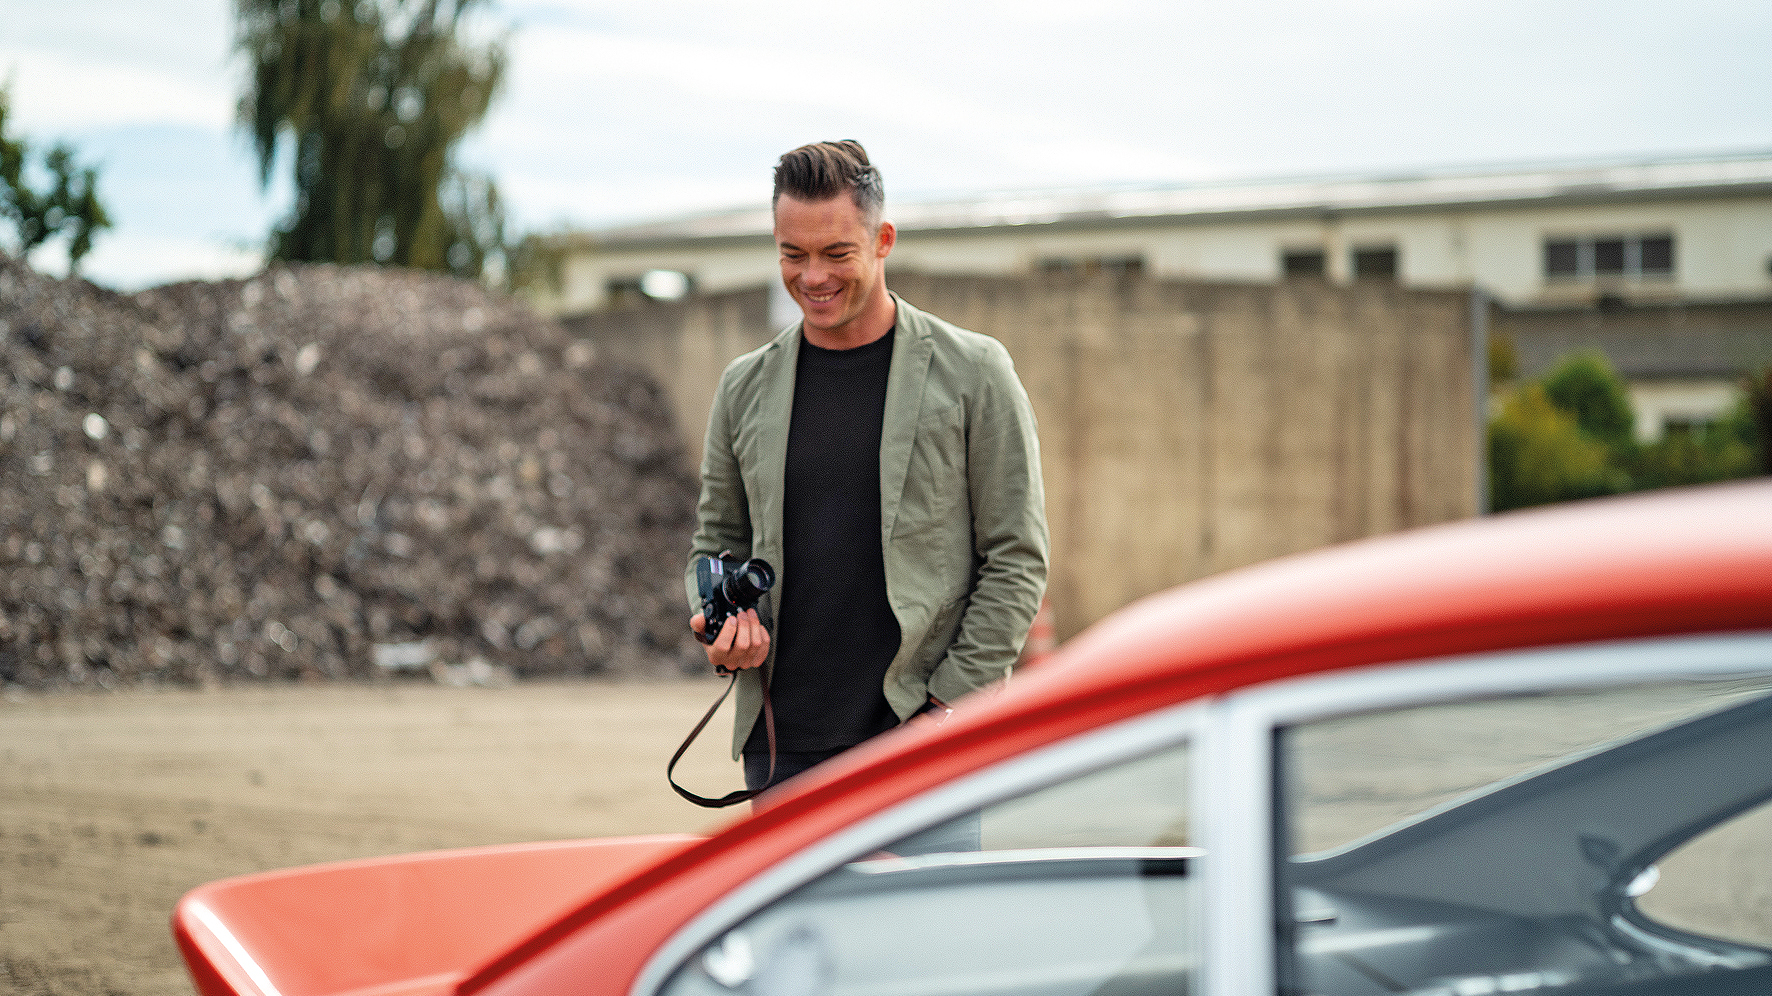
[752,329,903,753]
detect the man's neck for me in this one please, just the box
[802,289,897,351]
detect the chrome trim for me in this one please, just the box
[1240,631,1772,730]
[847,845,1203,875]
[1197,691,1277,996]
[629,700,1207,996]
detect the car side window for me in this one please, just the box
[1275,675,1772,996]
[661,739,1196,996]
[1635,795,1772,951]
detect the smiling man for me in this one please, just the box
[686,140,1050,800]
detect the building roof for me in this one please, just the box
[589,150,1772,250]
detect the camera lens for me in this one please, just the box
[724,559,775,605]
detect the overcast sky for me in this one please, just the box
[4,0,1769,291]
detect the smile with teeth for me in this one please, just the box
[803,289,839,304]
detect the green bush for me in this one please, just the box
[1625,400,1758,490]
[1489,356,1766,512]
[1540,350,1636,449]
[1489,384,1624,511]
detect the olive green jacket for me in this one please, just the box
[685,295,1049,759]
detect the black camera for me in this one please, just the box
[694,554,775,645]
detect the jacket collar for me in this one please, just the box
[754,292,935,541]
[880,294,936,539]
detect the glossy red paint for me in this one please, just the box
[172,838,694,996]
[176,481,1772,996]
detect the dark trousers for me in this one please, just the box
[743,745,982,855]
[743,746,848,793]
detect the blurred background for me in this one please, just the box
[4,0,1768,289]
[2,0,1771,687]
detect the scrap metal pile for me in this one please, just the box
[0,258,701,689]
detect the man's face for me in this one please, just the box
[773,193,895,340]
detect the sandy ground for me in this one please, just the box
[0,679,746,996]
[5,677,1769,996]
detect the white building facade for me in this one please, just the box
[531,151,1772,439]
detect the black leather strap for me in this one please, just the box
[667,667,775,808]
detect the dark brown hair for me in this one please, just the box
[772,140,884,227]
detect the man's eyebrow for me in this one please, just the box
[778,239,860,253]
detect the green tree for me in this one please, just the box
[1624,389,1757,490]
[1744,367,1772,475]
[0,83,111,273]
[236,0,507,278]
[1489,384,1624,511]
[1540,350,1636,449]
[1490,353,1766,512]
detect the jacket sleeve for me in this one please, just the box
[684,369,754,611]
[925,341,1050,705]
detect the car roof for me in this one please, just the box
[1012,480,1772,715]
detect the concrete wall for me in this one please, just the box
[565,273,1481,638]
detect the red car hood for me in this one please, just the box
[173,836,698,996]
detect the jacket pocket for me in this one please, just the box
[897,406,967,532]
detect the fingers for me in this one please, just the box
[702,609,769,670]
[726,609,769,669]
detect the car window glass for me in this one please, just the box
[1636,795,1772,950]
[1285,680,1769,856]
[1276,673,1772,996]
[660,739,1195,996]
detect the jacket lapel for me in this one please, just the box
[879,296,934,541]
[748,325,801,558]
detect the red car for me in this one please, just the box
[175,481,1772,996]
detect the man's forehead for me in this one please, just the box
[773,193,874,242]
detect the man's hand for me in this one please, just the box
[690,609,770,672]
[905,694,954,728]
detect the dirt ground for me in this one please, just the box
[0,679,746,996]
[7,676,1769,996]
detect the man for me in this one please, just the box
[686,140,1048,795]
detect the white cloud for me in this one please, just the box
[3,0,1766,286]
[62,232,263,293]
[0,46,235,131]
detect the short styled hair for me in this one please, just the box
[772,140,885,229]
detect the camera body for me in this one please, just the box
[694,554,775,645]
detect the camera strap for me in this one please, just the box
[667,666,776,808]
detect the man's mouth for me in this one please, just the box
[803,289,838,304]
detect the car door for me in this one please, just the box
[1213,631,1772,996]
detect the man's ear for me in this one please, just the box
[875,219,896,259]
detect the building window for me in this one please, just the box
[1037,255,1145,278]
[1282,248,1326,278]
[1352,245,1399,281]
[606,269,694,307]
[1543,233,1675,282]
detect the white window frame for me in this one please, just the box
[1543,232,1676,282]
